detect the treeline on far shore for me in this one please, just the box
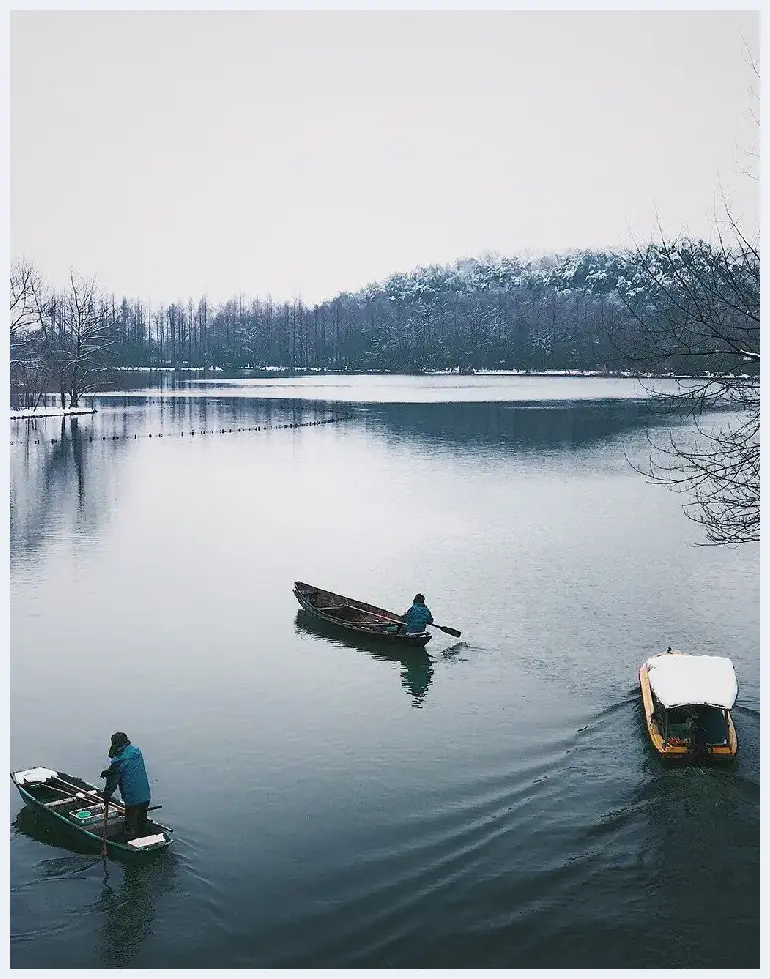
[10,238,759,410]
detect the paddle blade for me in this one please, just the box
[436,624,461,638]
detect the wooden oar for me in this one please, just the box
[43,773,102,796]
[49,774,162,810]
[47,776,126,813]
[52,777,104,799]
[350,607,461,637]
[429,622,462,638]
[370,613,462,638]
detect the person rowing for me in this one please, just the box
[400,593,434,634]
[100,732,152,840]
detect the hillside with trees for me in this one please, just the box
[9,243,759,391]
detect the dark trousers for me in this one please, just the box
[124,802,150,840]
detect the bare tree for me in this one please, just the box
[10,260,50,409]
[10,259,41,340]
[621,37,759,545]
[235,301,265,368]
[621,214,759,545]
[40,271,113,408]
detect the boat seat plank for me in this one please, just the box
[45,796,78,807]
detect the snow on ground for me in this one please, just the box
[10,407,97,420]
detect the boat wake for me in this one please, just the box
[734,703,759,717]
[10,854,98,890]
[439,641,472,660]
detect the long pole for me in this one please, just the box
[101,799,109,859]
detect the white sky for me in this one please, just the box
[10,10,759,306]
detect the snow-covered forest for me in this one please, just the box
[10,233,759,544]
[10,237,759,409]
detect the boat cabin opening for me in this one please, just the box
[651,696,730,750]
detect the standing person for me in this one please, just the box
[101,732,152,840]
[401,593,434,634]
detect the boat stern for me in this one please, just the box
[639,659,738,760]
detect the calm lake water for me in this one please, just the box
[10,375,759,968]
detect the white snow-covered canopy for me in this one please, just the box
[14,767,58,785]
[646,653,738,710]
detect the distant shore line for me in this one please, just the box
[36,366,672,376]
[10,368,750,421]
[10,406,98,420]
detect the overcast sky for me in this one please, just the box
[11,10,759,306]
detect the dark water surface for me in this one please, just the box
[10,377,759,968]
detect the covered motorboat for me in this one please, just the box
[639,650,738,759]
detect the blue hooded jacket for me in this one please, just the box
[402,602,434,634]
[104,744,151,806]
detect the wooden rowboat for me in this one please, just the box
[293,581,432,648]
[639,650,738,760]
[10,767,173,858]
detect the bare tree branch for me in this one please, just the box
[619,214,759,545]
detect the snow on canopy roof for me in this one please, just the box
[645,653,738,709]
[14,767,58,785]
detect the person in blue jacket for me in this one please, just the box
[101,732,152,840]
[401,593,434,634]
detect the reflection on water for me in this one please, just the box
[11,394,696,586]
[398,653,434,707]
[13,804,104,858]
[10,398,340,567]
[107,372,677,404]
[294,610,435,707]
[10,416,124,565]
[12,804,178,968]
[10,395,677,572]
[360,398,666,454]
[11,379,758,969]
[95,854,177,968]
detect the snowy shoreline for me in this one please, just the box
[10,407,97,420]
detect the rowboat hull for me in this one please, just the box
[10,769,173,859]
[639,663,738,760]
[293,581,432,648]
